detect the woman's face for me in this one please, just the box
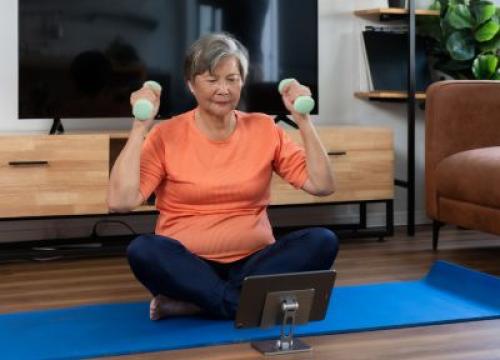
[189,56,243,118]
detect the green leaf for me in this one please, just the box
[478,32,500,52]
[446,31,476,60]
[472,53,498,78]
[471,1,496,25]
[440,18,453,38]
[492,67,500,79]
[474,19,500,42]
[446,4,474,29]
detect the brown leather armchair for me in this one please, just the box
[425,80,500,250]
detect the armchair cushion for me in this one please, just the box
[435,147,500,208]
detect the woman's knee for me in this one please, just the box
[127,234,183,266]
[308,227,339,262]
[127,235,151,266]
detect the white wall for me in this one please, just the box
[0,0,441,242]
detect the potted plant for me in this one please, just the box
[418,0,500,80]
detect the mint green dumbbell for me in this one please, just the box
[132,80,162,121]
[278,78,315,115]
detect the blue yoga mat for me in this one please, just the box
[1,261,499,360]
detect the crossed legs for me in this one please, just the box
[127,227,339,320]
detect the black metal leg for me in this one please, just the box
[407,0,416,237]
[49,118,64,135]
[432,220,443,251]
[378,200,394,242]
[360,203,367,228]
[387,200,394,237]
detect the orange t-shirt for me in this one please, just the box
[139,109,308,263]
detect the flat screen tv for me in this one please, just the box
[19,0,318,126]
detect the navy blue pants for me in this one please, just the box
[127,227,339,319]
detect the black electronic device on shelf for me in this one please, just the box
[362,26,432,92]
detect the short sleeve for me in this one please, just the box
[272,125,308,189]
[139,126,166,200]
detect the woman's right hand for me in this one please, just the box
[130,84,162,130]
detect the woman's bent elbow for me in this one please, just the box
[317,187,335,197]
[107,199,131,213]
[316,181,336,196]
[107,186,143,212]
[106,194,137,213]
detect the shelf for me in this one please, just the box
[354,8,439,17]
[354,3,425,236]
[355,91,426,101]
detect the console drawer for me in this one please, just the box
[271,127,394,205]
[0,134,109,217]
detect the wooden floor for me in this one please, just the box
[1,225,499,359]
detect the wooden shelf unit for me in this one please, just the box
[354,8,439,17]
[355,91,426,101]
[353,2,433,236]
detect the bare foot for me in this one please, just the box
[149,294,202,320]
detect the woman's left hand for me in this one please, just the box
[280,79,313,123]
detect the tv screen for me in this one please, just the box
[19,0,318,120]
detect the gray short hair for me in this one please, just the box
[184,32,249,82]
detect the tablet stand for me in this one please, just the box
[251,289,315,355]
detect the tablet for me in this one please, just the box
[234,269,336,329]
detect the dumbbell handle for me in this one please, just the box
[132,81,162,121]
[278,78,315,115]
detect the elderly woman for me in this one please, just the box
[107,32,338,320]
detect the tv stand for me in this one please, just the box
[49,118,65,135]
[0,127,395,260]
[274,114,298,129]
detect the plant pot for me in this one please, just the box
[388,0,406,8]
